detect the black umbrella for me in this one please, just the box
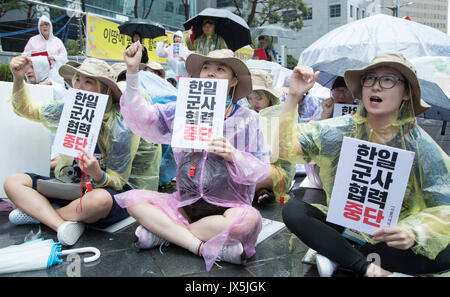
[183,8,251,51]
[118,18,166,39]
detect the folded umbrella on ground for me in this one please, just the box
[0,238,100,274]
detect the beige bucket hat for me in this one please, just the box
[344,53,430,116]
[59,58,122,102]
[111,62,127,78]
[185,49,252,101]
[139,61,166,78]
[250,69,282,106]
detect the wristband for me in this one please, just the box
[92,171,107,187]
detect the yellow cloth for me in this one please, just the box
[10,84,161,191]
[184,31,228,56]
[259,104,296,203]
[277,98,450,260]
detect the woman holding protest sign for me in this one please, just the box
[4,57,161,246]
[118,42,270,271]
[277,53,450,277]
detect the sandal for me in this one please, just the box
[253,188,275,206]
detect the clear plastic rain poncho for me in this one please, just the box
[116,73,271,271]
[258,103,296,204]
[28,56,67,100]
[23,16,68,76]
[10,84,161,192]
[276,96,450,261]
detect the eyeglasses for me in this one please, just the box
[360,74,404,89]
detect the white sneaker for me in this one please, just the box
[134,225,168,249]
[216,243,246,264]
[57,221,85,246]
[316,254,338,277]
[8,209,40,225]
[302,248,318,265]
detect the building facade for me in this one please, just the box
[369,0,448,34]
[280,0,372,62]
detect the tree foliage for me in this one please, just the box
[231,0,308,31]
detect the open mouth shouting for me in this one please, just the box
[369,96,382,106]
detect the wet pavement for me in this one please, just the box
[0,175,332,278]
[0,118,447,281]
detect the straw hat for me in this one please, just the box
[139,61,165,78]
[59,58,122,102]
[185,49,252,101]
[111,62,127,79]
[344,53,430,116]
[249,69,282,106]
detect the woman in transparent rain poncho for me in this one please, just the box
[4,57,161,246]
[278,53,450,277]
[118,43,271,271]
[23,15,68,79]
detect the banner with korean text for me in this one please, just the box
[171,77,228,150]
[52,89,109,158]
[326,137,415,235]
[86,13,172,63]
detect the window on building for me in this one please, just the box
[356,7,360,19]
[302,7,312,20]
[362,9,365,18]
[330,4,341,18]
[350,5,353,18]
[177,4,185,15]
[165,1,174,12]
[283,9,297,20]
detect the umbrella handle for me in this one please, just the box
[58,247,101,263]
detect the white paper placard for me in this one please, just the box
[171,77,227,150]
[52,89,108,158]
[333,103,358,117]
[0,82,52,198]
[326,137,415,235]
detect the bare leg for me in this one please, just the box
[56,189,113,224]
[189,207,259,242]
[5,174,114,229]
[127,201,200,251]
[4,174,64,231]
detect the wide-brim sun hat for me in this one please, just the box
[139,61,166,78]
[250,69,281,106]
[59,58,122,102]
[185,49,252,101]
[111,62,127,78]
[344,53,430,116]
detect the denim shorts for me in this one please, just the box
[25,172,129,229]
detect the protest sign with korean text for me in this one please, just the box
[326,137,415,235]
[333,103,358,117]
[171,78,228,150]
[52,89,109,158]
